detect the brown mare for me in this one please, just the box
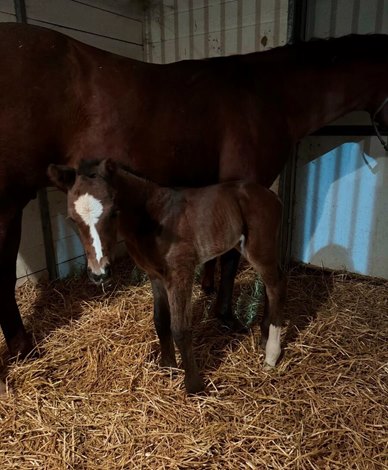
[0,22,388,364]
[47,159,285,393]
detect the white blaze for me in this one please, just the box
[74,193,104,265]
[265,324,282,367]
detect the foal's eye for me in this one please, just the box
[110,210,119,219]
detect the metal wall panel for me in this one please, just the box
[291,0,388,279]
[144,0,289,63]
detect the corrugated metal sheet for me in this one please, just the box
[144,0,289,63]
[291,0,388,279]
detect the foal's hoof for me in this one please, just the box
[263,362,275,372]
[185,377,206,395]
[0,380,6,395]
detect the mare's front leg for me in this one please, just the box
[165,269,204,394]
[215,249,245,331]
[150,277,176,368]
[0,206,32,357]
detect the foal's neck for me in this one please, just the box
[115,168,168,213]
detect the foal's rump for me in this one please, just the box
[235,182,283,262]
[181,182,282,264]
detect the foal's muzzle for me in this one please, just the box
[87,265,112,286]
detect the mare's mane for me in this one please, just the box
[77,159,151,184]
[227,34,388,67]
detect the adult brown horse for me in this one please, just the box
[0,22,388,360]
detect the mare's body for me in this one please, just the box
[48,160,285,393]
[1,22,388,359]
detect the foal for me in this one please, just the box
[48,159,286,393]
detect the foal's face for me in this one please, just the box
[68,174,118,285]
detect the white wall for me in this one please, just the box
[0,0,144,283]
[290,0,388,279]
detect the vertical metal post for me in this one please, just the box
[279,0,308,267]
[13,0,26,23]
[13,0,59,280]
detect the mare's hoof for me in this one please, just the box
[185,378,206,395]
[219,315,248,333]
[160,357,178,369]
[201,280,215,295]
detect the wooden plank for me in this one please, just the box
[29,19,144,59]
[25,0,143,44]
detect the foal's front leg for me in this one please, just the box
[150,278,177,368]
[165,270,204,394]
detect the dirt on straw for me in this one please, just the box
[0,258,387,469]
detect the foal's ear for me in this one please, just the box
[98,159,117,180]
[47,164,76,192]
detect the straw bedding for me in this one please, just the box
[0,259,387,469]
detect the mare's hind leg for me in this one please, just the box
[201,259,216,294]
[0,206,32,357]
[165,269,204,394]
[214,249,245,331]
[150,278,177,368]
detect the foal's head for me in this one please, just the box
[48,159,118,285]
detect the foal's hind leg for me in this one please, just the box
[244,192,286,367]
[259,266,286,367]
[150,278,177,368]
[247,256,286,367]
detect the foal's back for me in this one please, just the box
[177,182,282,264]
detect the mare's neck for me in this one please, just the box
[284,61,380,140]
